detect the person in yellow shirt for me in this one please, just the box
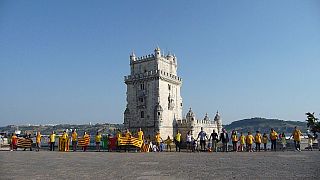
[246,132,254,152]
[165,136,173,152]
[239,132,246,152]
[269,128,278,151]
[49,131,56,151]
[61,131,69,151]
[290,126,303,151]
[175,130,182,152]
[95,132,102,152]
[231,130,238,152]
[254,131,262,152]
[155,132,162,151]
[71,130,78,152]
[262,133,268,151]
[36,131,42,152]
[116,130,121,152]
[137,128,144,141]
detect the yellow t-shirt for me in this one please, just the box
[231,134,238,142]
[95,134,102,143]
[246,135,254,145]
[50,134,56,142]
[72,132,78,141]
[137,131,144,141]
[270,131,278,140]
[155,134,161,143]
[165,138,173,145]
[125,132,132,138]
[62,133,68,140]
[293,130,302,141]
[262,136,268,144]
[36,134,41,143]
[175,133,181,142]
[240,135,246,145]
[255,133,262,144]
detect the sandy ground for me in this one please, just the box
[0,150,319,180]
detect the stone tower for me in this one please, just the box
[124,47,183,138]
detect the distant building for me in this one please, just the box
[124,47,222,140]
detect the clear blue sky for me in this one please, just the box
[0,0,319,126]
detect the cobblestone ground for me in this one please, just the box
[0,151,319,180]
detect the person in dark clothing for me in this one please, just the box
[209,130,219,152]
[219,129,229,152]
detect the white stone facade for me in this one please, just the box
[124,47,222,140]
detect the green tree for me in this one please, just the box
[306,112,320,133]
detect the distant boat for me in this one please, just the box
[14,130,21,135]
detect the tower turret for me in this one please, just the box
[130,51,136,62]
[214,111,222,133]
[154,46,161,58]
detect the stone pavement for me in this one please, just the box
[0,151,319,180]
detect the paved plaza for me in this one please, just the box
[0,151,319,179]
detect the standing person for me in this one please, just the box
[83,132,89,152]
[49,131,56,151]
[239,132,246,152]
[307,130,313,151]
[61,131,68,151]
[269,128,278,152]
[290,126,302,151]
[186,131,192,152]
[210,130,219,152]
[95,132,102,152]
[231,130,238,152]
[137,128,144,152]
[219,129,229,152]
[281,132,286,151]
[175,130,181,152]
[124,129,132,152]
[197,127,208,151]
[246,132,254,152]
[165,136,173,152]
[71,130,78,152]
[262,133,268,151]
[36,131,42,152]
[254,131,262,152]
[155,132,162,152]
[10,133,17,151]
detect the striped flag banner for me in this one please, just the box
[118,136,143,148]
[78,136,90,147]
[17,138,32,148]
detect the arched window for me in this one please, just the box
[140,111,144,118]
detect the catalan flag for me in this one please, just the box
[78,136,90,147]
[17,138,32,148]
[118,136,143,148]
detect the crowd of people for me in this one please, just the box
[7,126,320,152]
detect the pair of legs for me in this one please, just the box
[264,143,267,151]
[96,142,101,152]
[186,142,191,152]
[222,142,228,152]
[271,140,277,151]
[50,142,55,151]
[36,143,41,151]
[255,143,261,152]
[200,140,206,151]
[212,140,218,152]
[72,141,77,151]
[247,144,253,152]
[239,144,244,152]
[294,140,300,151]
[167,144,171,152]
[232,141,237,151]
[175,141,181,152]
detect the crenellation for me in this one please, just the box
[124,47,222,139]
